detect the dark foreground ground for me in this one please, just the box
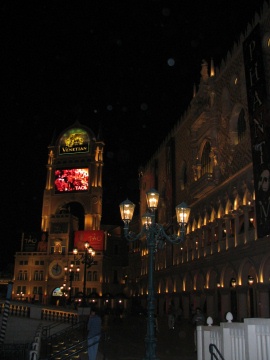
[0,311,197,360]
[100,314,197,360]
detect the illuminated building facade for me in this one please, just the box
[12,121,127,306]
[128,3,270,321]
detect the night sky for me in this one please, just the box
[1,0,266,269]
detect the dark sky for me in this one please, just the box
[1,0,266,268]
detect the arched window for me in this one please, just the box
[39,271,44,281]
[18,271,23,280]
[93,271,98,281]
[201,141,212,175]
[237,108,246,142]
[87,271,92,281]
[74,272,80,281]
[34,271,39,281]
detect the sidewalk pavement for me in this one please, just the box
[101,314,197,360]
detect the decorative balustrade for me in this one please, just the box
[41,308,77,323]
[0,302,30,317]
[0,301,78,324]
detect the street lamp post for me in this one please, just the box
[120,188,190,360]
[64,262,80,304]
[17,291,24,301]
[60,281,68,305]
[73,241,95,307]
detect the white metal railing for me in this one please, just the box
[197,313,270,360]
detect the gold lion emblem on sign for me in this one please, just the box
[65,134,84,147]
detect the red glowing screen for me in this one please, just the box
[54,168,89,193]
[74,230,104,251]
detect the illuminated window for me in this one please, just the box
[54,241,62,254]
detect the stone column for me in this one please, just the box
[257,284,269,318]
[182,293,191,320]
[216,218,225,251]
[237,286,248,320]
[219,288,231,321]
[223,215,234,249]
[242,205,253,243]
[232,210,241,246]
[205,289,215,319]
[203,226,210,256]
[197,228,204,258]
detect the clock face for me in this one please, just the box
[49,261,64,279]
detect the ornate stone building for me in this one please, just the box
[127,2,270,322]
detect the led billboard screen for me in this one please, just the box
[54,168,89,193]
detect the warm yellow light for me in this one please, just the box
[141,212,152,226]
[231,278,237,287]
[88,247,95,256]
[175,202,190,225]
[119,199,135,221]
[146,188,159,210]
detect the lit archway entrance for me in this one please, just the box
[51,287,66,306]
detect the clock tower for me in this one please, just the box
[13,120,106,305]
